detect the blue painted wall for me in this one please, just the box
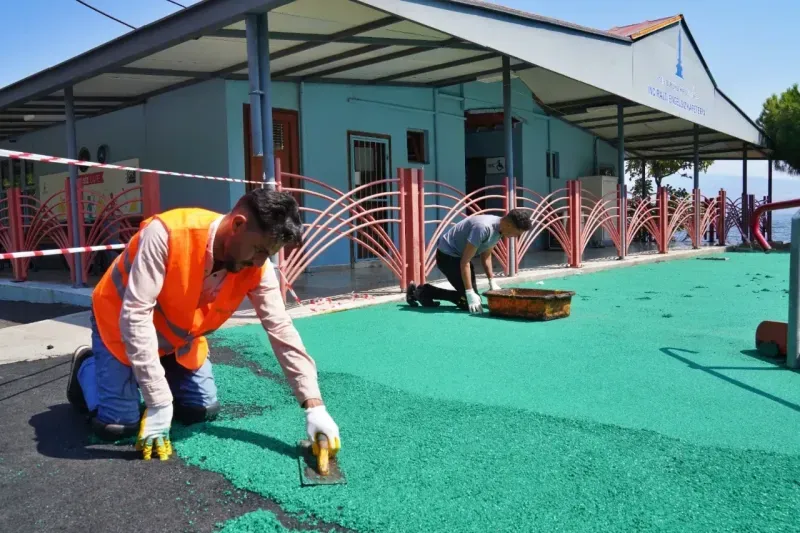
[0,105,147,183]
[0,80,232,213]
[145,79,230,212]
[225,80,466,267]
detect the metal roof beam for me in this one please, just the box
[299,38,465,79]
[429,63,526,87]
[214,29,482,50]
[272,44,388,78]
[0,0,294,110]
[620,127,716,143]
[547,95,625,113]
[113,67,203,78]
[573,110,663,126]
[627,140,731,152]
[639,147,744,158]
[371,51,497,83]
[239,75,427,88]
[589,115,683,129]
[270,16,399,61]
[35,95,135,103]
[5,105,106,113]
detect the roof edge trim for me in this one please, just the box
[0,0,294,111]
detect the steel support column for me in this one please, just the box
[246,11,279,268]
[788,212,800,368]
[245,15,263,160]
[693,124,700,249]
[258,12,275,189]
[502,56,516,275]
[767,159,773,242]
[742,146,749,241]
[617,103,626,259]
[64,86,83,287]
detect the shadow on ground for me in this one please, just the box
[0,300,87,329]
[0,354,351,533]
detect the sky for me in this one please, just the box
[1,0,798,198]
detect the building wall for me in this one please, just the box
[0,75,618,270]
[0,105,147,184]
[145,79,230,212]
[0,80,231,212]
[225,80,466,267]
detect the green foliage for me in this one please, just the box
[758,83,800,175]
[626,159,713,191]
[625,159,714,202]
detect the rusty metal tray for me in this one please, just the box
[484,288,575,321]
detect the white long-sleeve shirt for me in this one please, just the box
[118,216,321,408]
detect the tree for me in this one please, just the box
[626,159,713,198]
[758,84,800,175]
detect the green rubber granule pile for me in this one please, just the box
[177,253,800,532]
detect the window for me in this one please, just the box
[273,123,285,150]
[407,129,429,164]
[546,151,560,179]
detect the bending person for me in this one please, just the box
[66,189,340,461]
[406,210,531,313]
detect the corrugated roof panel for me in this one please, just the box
[608,15,683,40]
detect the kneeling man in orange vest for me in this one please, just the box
[66,188,340,461]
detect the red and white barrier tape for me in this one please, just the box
[0,148,263,186]
[0,243,126,261]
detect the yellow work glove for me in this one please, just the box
[135,404,173,461]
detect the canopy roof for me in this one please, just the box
[0,0,770,161]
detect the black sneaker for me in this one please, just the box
[406,283,419,307]
[415,284,440,308]
[67,345,93,414]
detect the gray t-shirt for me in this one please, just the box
[438,215,502,258]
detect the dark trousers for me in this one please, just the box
[417,249,477,308]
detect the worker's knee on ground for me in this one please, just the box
[173,401,220,425]
[90,417,139,442]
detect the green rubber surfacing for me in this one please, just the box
[172,253,800,532]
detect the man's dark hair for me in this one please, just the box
[235,188,304,245]
[505,209,533,232]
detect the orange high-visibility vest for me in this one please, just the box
[92,208,265,370]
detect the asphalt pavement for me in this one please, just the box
[0,342,344,533]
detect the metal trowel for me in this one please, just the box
[297,434,346,486]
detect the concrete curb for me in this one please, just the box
[0,279,93,307]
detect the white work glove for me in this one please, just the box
[305,405,341,456]
[488,278,501,292]
[136,403,173,461]
[466,290,483,314]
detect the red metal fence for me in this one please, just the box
[276,159,404,296]
[0,152,739,302]
[0,172,159,282]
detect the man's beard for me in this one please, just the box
[224,258,242,273]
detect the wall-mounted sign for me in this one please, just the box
[485,157,506,174]
[634,24,714,122]
[39,158,141,221]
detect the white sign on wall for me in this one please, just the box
[39,158,141,221]
[485,157,506,174]
[633,24,715,123]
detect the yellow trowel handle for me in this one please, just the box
[314,433,330,476]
